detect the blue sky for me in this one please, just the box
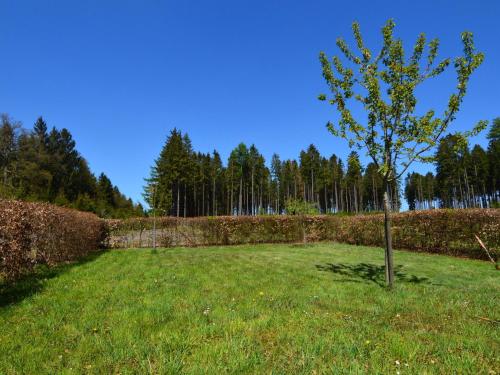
[1,0,498,205]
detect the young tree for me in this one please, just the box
[319,19,485,287]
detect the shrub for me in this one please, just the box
[284,198,320,215]
[0,200,107,281]
[108,209,500,260]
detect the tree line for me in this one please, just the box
[2,114,497,218]
[143,128,402,217]
[0,114,144,218]
[145,121,498,217]
[404,118,499,210]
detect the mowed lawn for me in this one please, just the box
[1,244,498,374]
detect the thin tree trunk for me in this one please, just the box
[177,184,180,217]
[239,177,243,216]
[245,180,248,215]
[184,183,187,217]
[230,172,234,215]
[277,182,280,214]
[194,183,198,216]
[383,182,394,288]
[334,181,338,213]
[324,184,328,213]
[251,169,255,215]
[353,185,358,213]
[339,186,343,212]
[311,170,314,204]
[213,178,216,216]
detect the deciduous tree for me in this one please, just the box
[319,19,485,287]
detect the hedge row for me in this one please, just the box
[108,209,500,260]
[2,201,497,283]
[0,200,107,281]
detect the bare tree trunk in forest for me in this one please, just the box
[177,184,180,217]
[213,178,216,216]
[353,185,358,213]
[311,170,314,204]
[246,185,249,215]
[202,182,205,216]
[339,186,343,212]
[194,184,198,216]
[348,188,351,212]
[277,182,280,214]
[482,182,487,208]
[324,185,328,213]
[359,185,363,213]
[230,172,234,215]
[251,168,255,215]
[260,180,263,214]
[268,179,271,214]
[239,177,243,216]
[458,174,464,209]
[464,169,473,208]
[334,181,338,213]
[184,183,187,217]
[418,178,423,210]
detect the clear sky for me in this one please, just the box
[1,0,498,205]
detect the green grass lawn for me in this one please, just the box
[1,243,499,374]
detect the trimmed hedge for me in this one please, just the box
[0,200,107,281]
[108,209,500,260]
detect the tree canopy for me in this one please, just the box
[0,114,143,218]
[318,19,486,186]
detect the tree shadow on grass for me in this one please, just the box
[315,262,429,287]
[0,251,107,308]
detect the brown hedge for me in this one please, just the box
[0,200,108,281]
[108,209,499,260]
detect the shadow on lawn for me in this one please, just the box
[316,262,429,286]
[0,251,107,308]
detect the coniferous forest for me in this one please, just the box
[143,119,500,217]
[404,118,500,210]
[0,115,144,218]
[1,114,498,218]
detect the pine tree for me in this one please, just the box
[271,154,282,214]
